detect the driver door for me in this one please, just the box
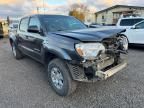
[26,16,44,61]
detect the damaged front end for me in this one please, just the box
[68,34,128,82]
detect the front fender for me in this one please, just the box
[44,45,72,61]
[42,35,83,63]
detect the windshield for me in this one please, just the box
[42,16,87,32]
[120,19,144,26]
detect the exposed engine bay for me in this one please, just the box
[79,34,128,81]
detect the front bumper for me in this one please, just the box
[95,59,127,80]
[67,59,127,82]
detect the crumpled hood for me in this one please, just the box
[51,28,125,42]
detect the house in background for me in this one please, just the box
[95,5,144,25]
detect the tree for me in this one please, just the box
[69,9,85,22]
[69,3,91,22]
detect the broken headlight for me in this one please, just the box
[75,43,105,60]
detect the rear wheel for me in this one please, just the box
[11,42,23,60]
[48,59,77,96]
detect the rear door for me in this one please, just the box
[17,17,30,54]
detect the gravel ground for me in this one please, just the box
[0,38,144,108]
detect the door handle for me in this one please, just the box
[25,35,35,41]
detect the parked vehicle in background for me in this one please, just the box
[8,23,18,36]
[8,19,20,39]
[89,23,103,28]
[116,17,144,29]
[90,17,144,29]
[9,23,18,31]
[9,14,128,96]
[0,21,9,38]
[0,22,4,38]
[123,20,144,44]
[92,16,144,45]
[116,17,144,45]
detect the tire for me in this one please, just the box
[48,59,77,96]
[11,42,23,60]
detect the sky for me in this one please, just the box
[0,0,144,19]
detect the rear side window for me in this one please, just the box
[19,17,29,32]
[120,19,144,26]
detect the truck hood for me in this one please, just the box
[50,28,125,42]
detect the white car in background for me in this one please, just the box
[101,17,144,45]
[123,20,144,45]
[8,23,19,37]
[116,17,144,29]
[9,23,18,32]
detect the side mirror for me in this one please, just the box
[27,26,40,33]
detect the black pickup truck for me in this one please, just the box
[9,15,128,96]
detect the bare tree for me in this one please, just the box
[69,3,90,22]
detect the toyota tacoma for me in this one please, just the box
[9,15,128,96]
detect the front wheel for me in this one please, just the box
[48,59,77,96]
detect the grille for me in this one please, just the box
[67,64,85,80]
[72,65,80,78]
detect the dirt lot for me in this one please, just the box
[0,38,144,108]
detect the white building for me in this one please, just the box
[95,5,144,25]
[84,12,96,25]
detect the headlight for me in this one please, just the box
[75,43,105,60]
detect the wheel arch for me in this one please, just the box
[42,47,72,65]
[9,38,13,46]
[119,33,129,43]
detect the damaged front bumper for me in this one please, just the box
[95,59,127,80]
[67,56,128,82]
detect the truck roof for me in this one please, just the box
[21,14,69,19]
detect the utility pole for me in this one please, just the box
[7,16,10,25]
[32,0,39,14]
[43,0,45,14]
[37,7,39,14]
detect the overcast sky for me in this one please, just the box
[0,0,144,19]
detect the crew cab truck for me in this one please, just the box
[9,15,128,96]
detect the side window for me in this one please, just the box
[20,17,29,32]
[120,19,144,26]
[29,17,40,30]
[136,22,144,29]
